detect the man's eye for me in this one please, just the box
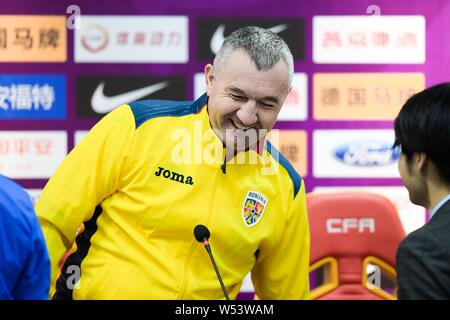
[260,102,274,108]
[231,94,245,100]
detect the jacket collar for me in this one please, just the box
[429,195,450,223]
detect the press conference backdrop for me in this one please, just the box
[1,0,449,296]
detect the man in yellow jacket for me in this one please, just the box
[36,26,310,300]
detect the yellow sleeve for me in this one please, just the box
[38,220,71,297]
[35,105,136,297]
[251,181,310,299]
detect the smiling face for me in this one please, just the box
[205,49,291,152]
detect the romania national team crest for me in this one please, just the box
[242,191,268,227]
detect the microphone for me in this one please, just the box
[193,224,230,300]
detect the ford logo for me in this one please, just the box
[334,141,400,167]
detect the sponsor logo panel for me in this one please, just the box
[0,74,66,120]
[0,15,66,62]
[268,130,307,176]
[76,76,186,118]
[313,15,425,64]
[75,16,188,63]
[313,130,399,178]
[74,131,89,146]
[313,73,424,120]
[0,131,67,179]
[197,18,305,61]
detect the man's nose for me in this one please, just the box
[236,101,257,126]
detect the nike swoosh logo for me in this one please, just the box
[91,81,169,113]
[210,23,289,55]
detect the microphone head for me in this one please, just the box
[194,224,210,242]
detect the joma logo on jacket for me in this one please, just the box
[155,166,194,185]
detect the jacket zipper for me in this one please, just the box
[177,168,222,299]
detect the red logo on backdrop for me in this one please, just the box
[81,25,109,53]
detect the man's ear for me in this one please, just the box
[417,152,428,172]
[204,64,214,96]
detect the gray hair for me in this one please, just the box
[213,26,294,85]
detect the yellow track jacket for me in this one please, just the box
[36,94,310,300]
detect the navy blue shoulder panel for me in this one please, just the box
[265,141,302,198]
[128,93,208,129]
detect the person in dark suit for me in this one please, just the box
[394,82,450,300]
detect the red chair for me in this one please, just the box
[307,192,406,300]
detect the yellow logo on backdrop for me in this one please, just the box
[313,73,425,120]
[0,15,66,62]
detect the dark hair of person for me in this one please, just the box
[394,82,450,184]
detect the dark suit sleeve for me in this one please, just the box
[396,232,450,300]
